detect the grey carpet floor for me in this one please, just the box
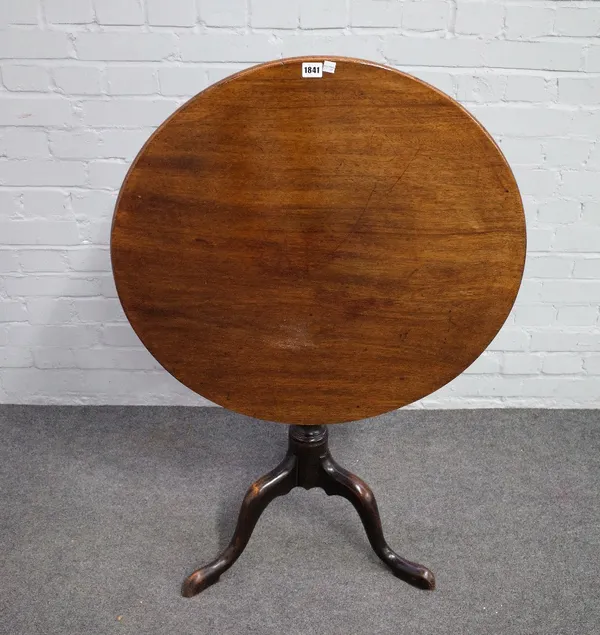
[1,406,599,635]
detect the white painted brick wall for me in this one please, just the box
[0,0,598,408]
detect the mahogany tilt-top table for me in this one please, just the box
[111,57,526,597]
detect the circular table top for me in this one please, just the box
[111,57,526,425]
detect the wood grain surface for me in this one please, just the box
[111,57,526,425]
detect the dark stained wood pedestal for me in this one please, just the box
[111,56,526,599]
[182,425,435,597]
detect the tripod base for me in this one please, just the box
[182,425,435,597]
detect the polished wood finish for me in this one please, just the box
[182,425,435,597]
[111,56,525,424]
